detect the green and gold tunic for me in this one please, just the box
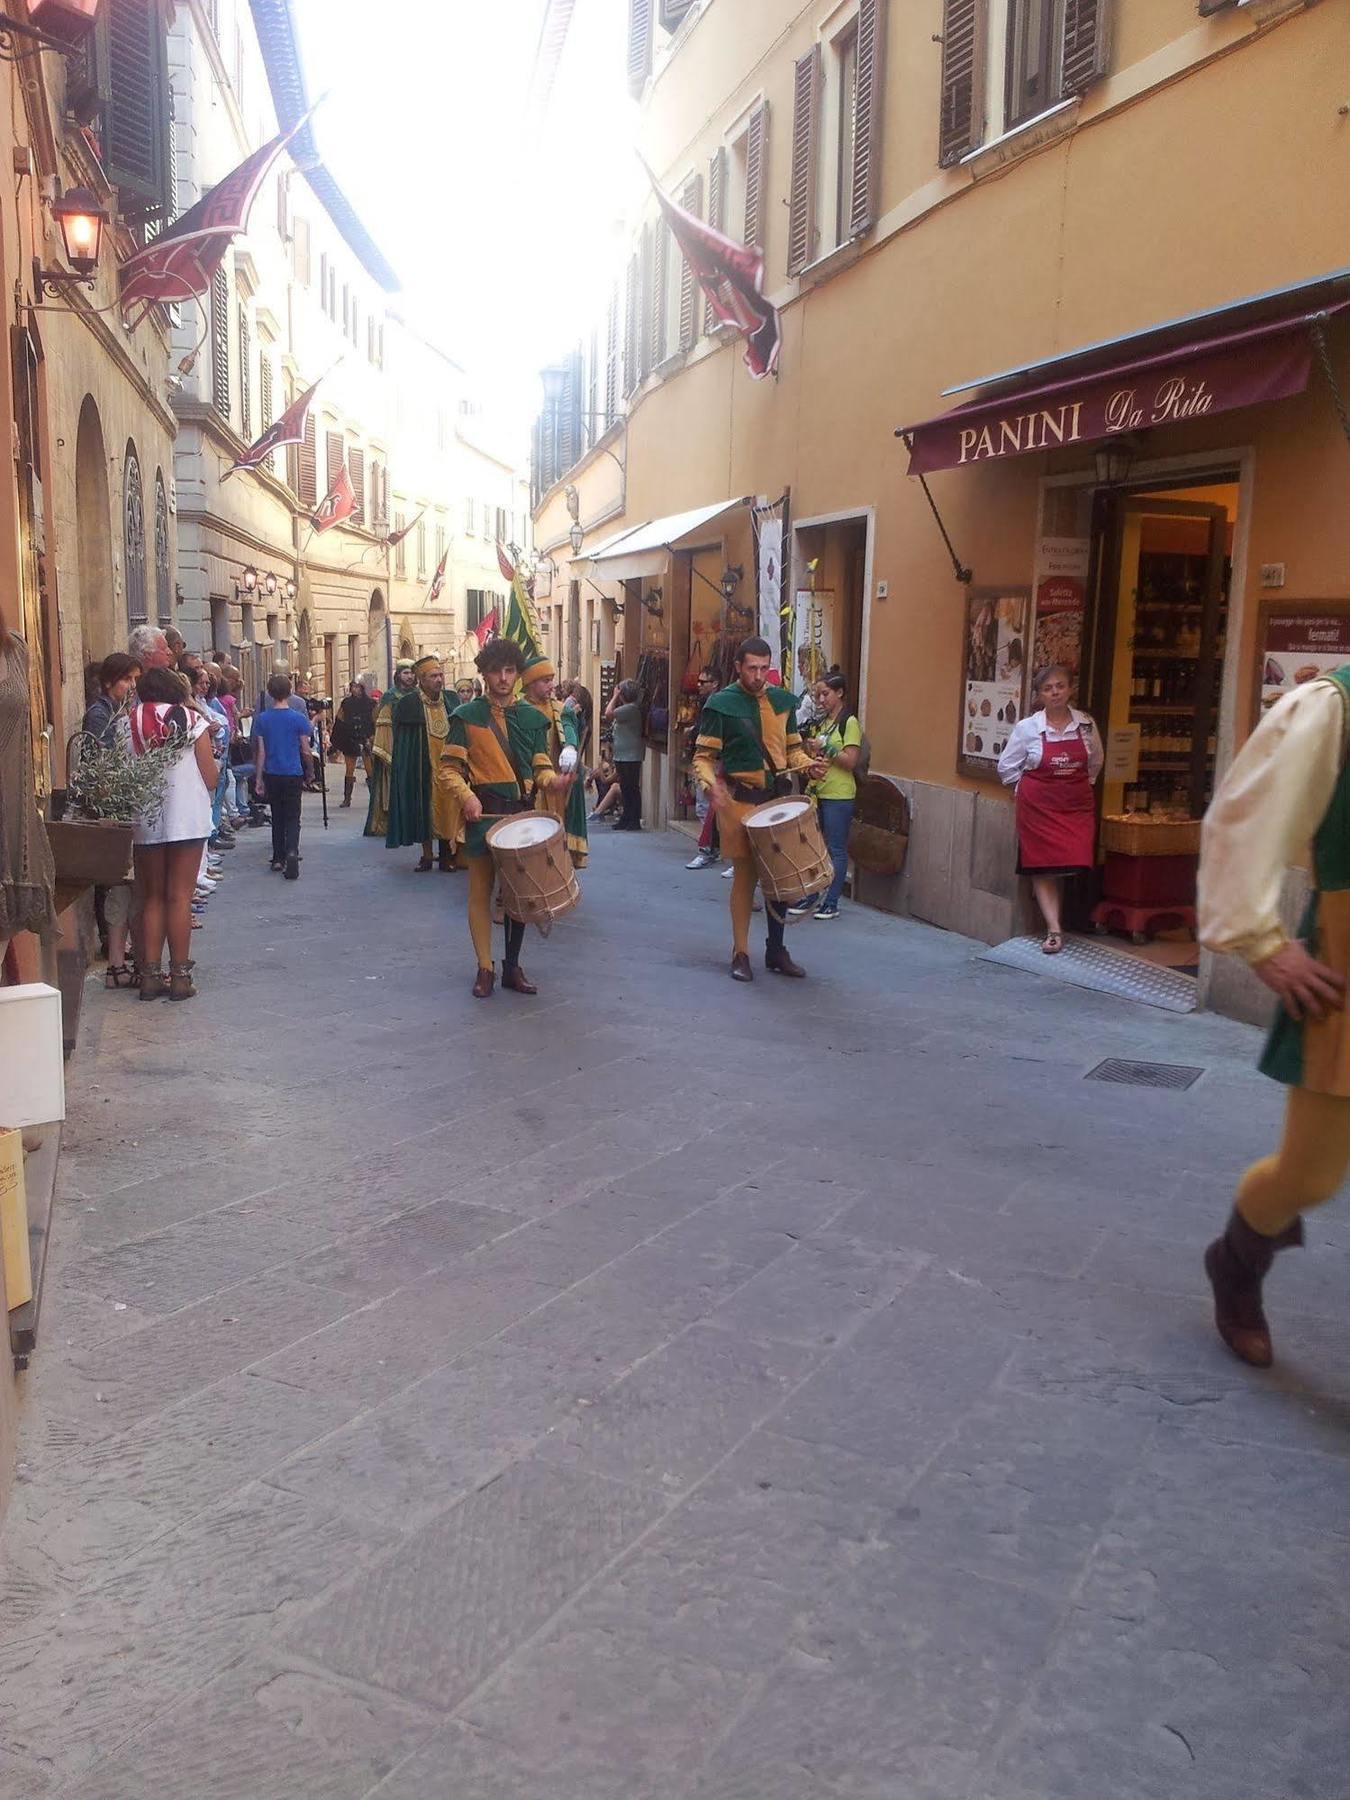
[443,696,557,858]
[691,681,814,861]
[386,688,461,849]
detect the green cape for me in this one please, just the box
[385,688,450,849]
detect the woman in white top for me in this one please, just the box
[997,664,1103,954]
[118,666,217,1001]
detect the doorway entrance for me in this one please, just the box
[792,515,868,708]
[1081,472,1239,972]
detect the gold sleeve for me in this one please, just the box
[1198,681,1344,966]
[785,729,814,774]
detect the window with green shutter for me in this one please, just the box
[97,0,173,218]
[210,266,231,420]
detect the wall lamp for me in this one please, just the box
[284,577,297,601]
[263,571,278,597]
[642,585,664,619]
[239,566,258,594]
[568,521,585,555]
[719,564,744,603]
[32,186,108,299]
[1094,434,1146,488]
[3,1,100,59]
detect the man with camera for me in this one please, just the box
[693,635,826,983]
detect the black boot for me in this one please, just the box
[1203,1208,1303,1368]
[341,776,354,808]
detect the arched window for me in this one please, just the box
[154,470,172,626]
[123,443,147,625]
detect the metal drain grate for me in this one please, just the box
[1085,1058,1205,1091]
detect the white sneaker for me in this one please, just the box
[721,865,735,879]
[685,850,716,870]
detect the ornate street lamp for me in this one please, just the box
[33,186,108,298]
[239,566,258,594]
[568,521,585,556]
[263,571,278,597]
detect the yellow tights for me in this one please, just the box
[1237,1087,1350,1237]
[467,854,525,973]
[730,857,758,956]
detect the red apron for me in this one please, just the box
[1016,729,1095,871]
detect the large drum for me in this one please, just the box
[743,796,832,906]
[486,813,579,928]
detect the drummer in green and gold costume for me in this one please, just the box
[520,652,588,868]
[442,637,568,1000]
[692,635,826,985]
[364,660,415,839]
[1199,665,1350,1368]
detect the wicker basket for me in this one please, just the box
[1099,815,1201,858]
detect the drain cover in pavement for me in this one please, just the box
[1085,1058,1205,1091]
[980,935,1198,1013]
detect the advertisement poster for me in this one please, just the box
[959,588,1029,779]
[1258,610,1350,715]
[1032,536,1090,688]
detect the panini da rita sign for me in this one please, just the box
[903,326,1315,477]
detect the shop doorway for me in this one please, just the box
[791,516,868,707]
[1080,473,1239,972]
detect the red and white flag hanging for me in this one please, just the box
[385,506,426,549]
[425,546,449,605]
[312,466,356,534]
[472,607,498,647]
[224,374,324,479]
[647,168,780,380]
[119,105,319,315]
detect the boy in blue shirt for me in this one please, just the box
[253,674,316,878]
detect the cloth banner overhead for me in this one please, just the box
[312,466,355,533]
[899,314,1328,476]
[755,505,784,658]
[646,167,780,380]
[119,105,320,315]
[224,374,325,478]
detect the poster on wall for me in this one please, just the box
[790,589,834,699]
[958,588,1029,779]
[1031,537,1090,690]
[1258,609,1350,717]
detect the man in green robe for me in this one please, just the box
[521,652,588,868]
[364,660,415,840]
[385,654,462,870]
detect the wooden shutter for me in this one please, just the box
[394,511,406,577]
[704,148,726,332]
[210,266,230,418]
[848,0,887,238]
[237,305,252,441]
[938,0,987,167]
[678,172,703,351]
[259,354,273,430]
[298,412,316,505]
[744,103,768,248]
[786,47,820,277]
[638,223,654,381]
[325,429,344,494]
[605,284,620,419]
[623,251,640,395]
[350,445,365,523]
[100,0,171,213]
[649,217,668,369]
[1060,0,1111,97]
[627,0,652,97]
[658,0,696,26]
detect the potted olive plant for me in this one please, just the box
[45,728,178,887]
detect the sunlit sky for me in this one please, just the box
[291,0,642,436]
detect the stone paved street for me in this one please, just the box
[5,800,1350,1797]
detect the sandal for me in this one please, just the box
[104,963,135,990]
[1042,931,1063,956]
[415,856,434,872]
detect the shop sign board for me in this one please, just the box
[1105,723,1141,783]
[958,587,1029,780]
[1031,535,1090,692]
[1256,605,1350,720]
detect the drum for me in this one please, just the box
[486,812,579,928]
[743,796,832,906]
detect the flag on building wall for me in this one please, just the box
[425,547,449,606]
[472,607,498,647]
[119,106,319,314]
[646,167,780,380]
[386,506,426,548]
[223,374,324,479]
[312,466,356,533]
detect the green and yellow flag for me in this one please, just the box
[496,544,544,662]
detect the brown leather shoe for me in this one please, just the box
[766,948,806,978]
[472,967,495,999]
[730,952,753,982]
[502,966,538,995]
[1203,1208,1303,1368]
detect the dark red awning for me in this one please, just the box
[897,305,1347,477]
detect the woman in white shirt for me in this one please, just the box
[997,664,1103,954]
[118,666,217,1001]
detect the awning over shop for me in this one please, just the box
[582,496,752,583]
[897,286,1350,477]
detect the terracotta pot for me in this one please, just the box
[45,818,135,888]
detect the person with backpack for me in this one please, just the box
[792,669,865,921]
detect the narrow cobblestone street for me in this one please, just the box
[4,802,1349,1797]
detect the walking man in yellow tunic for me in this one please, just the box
[521,651,588,869]
[693,635,826,982]
[386,654,462,871]
[1199,666,1349,1366]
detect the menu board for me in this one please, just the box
[958,588,1029,779]
[1031,536,1090,688]
[1258,609,1350,716]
